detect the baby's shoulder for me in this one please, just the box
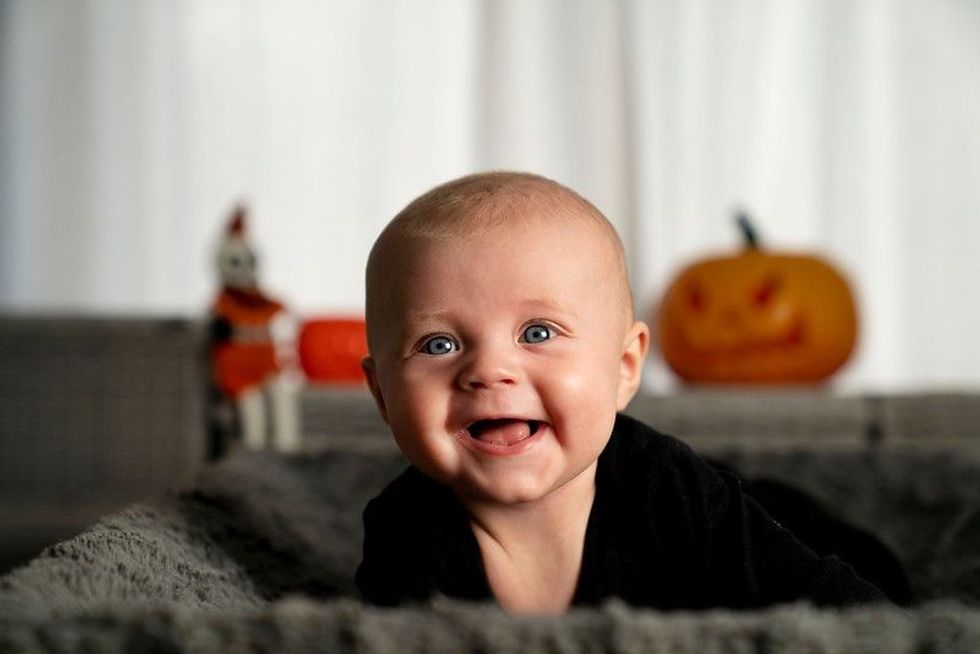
[366,465,450,518]
[607,414,709,473]
[604,413,729,503]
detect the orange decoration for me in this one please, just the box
[210,206,286,398]
[655,214,858,384]
[212,288,284,397]
[299,318,369,384]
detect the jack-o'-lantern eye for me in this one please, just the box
[688,284,705,313]
[752,276,781,308]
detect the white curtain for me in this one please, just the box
[2,0,979,392]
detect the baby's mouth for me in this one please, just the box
[465,418,543,446]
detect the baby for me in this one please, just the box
[356,172,884,614]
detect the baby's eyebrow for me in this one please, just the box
[517,298,579,319]
[403,300,578,324]
[396,311,457,344]
[402,309,455,326]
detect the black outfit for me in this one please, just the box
[356,413,886,609]
[717,471,912,605]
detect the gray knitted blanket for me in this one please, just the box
[3,598,980,653]
[2,443,980,652]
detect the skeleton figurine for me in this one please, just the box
[208,205,299,457]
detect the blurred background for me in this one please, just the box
[1,0,980,577]
[2,0,980,392]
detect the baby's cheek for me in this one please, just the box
[551,355,620,397]
[541,362,614,431]
[390,392,463,479]
[551,366,593,397]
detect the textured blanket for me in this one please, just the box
[2,442,980,652]
[3,598,980,653]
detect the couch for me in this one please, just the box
[2,316,980,652]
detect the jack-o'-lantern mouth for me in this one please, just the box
[674,318,806,356]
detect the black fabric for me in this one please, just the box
[356,413,887,610]
[732,475,912,605]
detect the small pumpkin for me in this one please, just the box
[655,214,858,384]
[298,318,369,384]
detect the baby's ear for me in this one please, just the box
[616,320,650,410]
[361,356,390,424]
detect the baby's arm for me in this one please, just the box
[700,467,887,607]
[579,415,887,610]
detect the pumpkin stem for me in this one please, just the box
[736,211,761,249]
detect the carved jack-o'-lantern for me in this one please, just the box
[656,215,858,384]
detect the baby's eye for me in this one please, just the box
[520,324,554,344]
[420,335,459,355]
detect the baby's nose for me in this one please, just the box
[457,345,519,390]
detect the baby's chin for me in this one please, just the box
[453,482,555,508]
[453,465,597,509]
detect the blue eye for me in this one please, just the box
[420,335,459,355]
[521,324,553,344]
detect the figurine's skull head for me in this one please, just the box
[217,206,258,290]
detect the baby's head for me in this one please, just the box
[363,172,648,506]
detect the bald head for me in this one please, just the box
[365,172,634,353]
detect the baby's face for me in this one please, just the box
[363,214,648,506]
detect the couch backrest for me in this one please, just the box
[0,316,207,504]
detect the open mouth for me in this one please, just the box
[465,418,543,447]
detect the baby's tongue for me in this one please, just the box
[469,419,531,446]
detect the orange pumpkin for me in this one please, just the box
[298,318,369,384]
[655,215,858,384]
